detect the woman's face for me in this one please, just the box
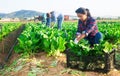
[77,13,87,21]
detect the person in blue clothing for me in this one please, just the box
[46,13,51,27]
[74,7,102,47]
[50,11,64,29]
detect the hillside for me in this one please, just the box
[0,10,42,18]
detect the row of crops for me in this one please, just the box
[14,23,74,56]
[0,22,22,41]
[14,22,120,56]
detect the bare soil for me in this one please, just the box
[0,52,120,76]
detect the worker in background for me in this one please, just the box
[41,13,46,24]
[50,11,64,29]
[46,13,51,27]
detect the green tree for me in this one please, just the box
[118,17,120,19]
[96,17,101,20]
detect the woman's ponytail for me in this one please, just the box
[86,8,91,17]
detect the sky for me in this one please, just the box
[0,0,120,16]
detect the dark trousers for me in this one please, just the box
[85,32,102,46]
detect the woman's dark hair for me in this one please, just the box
[75,7,91,17]
[86,8,91,17]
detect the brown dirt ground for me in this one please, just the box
[0,52,120,76]
[0,25,24,65]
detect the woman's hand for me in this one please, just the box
[74,34,81,44]
[74,38,79,44]
[74,34,86,44]
[77,34,86,41]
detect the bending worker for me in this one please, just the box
[74,7,102,47]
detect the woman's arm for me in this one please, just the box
[74,18,96,44]
[76,20,81,33]
[76,33,86,41]
[74,33,86,44]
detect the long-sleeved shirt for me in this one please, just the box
[77,17,99,37]
[51,11,63,22]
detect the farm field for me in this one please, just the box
[0,21,120,76]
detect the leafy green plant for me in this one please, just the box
[0,22,22,41]
[14,22,120,56]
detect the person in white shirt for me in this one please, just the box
[50,11,64,29]
[41,13,46,24]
